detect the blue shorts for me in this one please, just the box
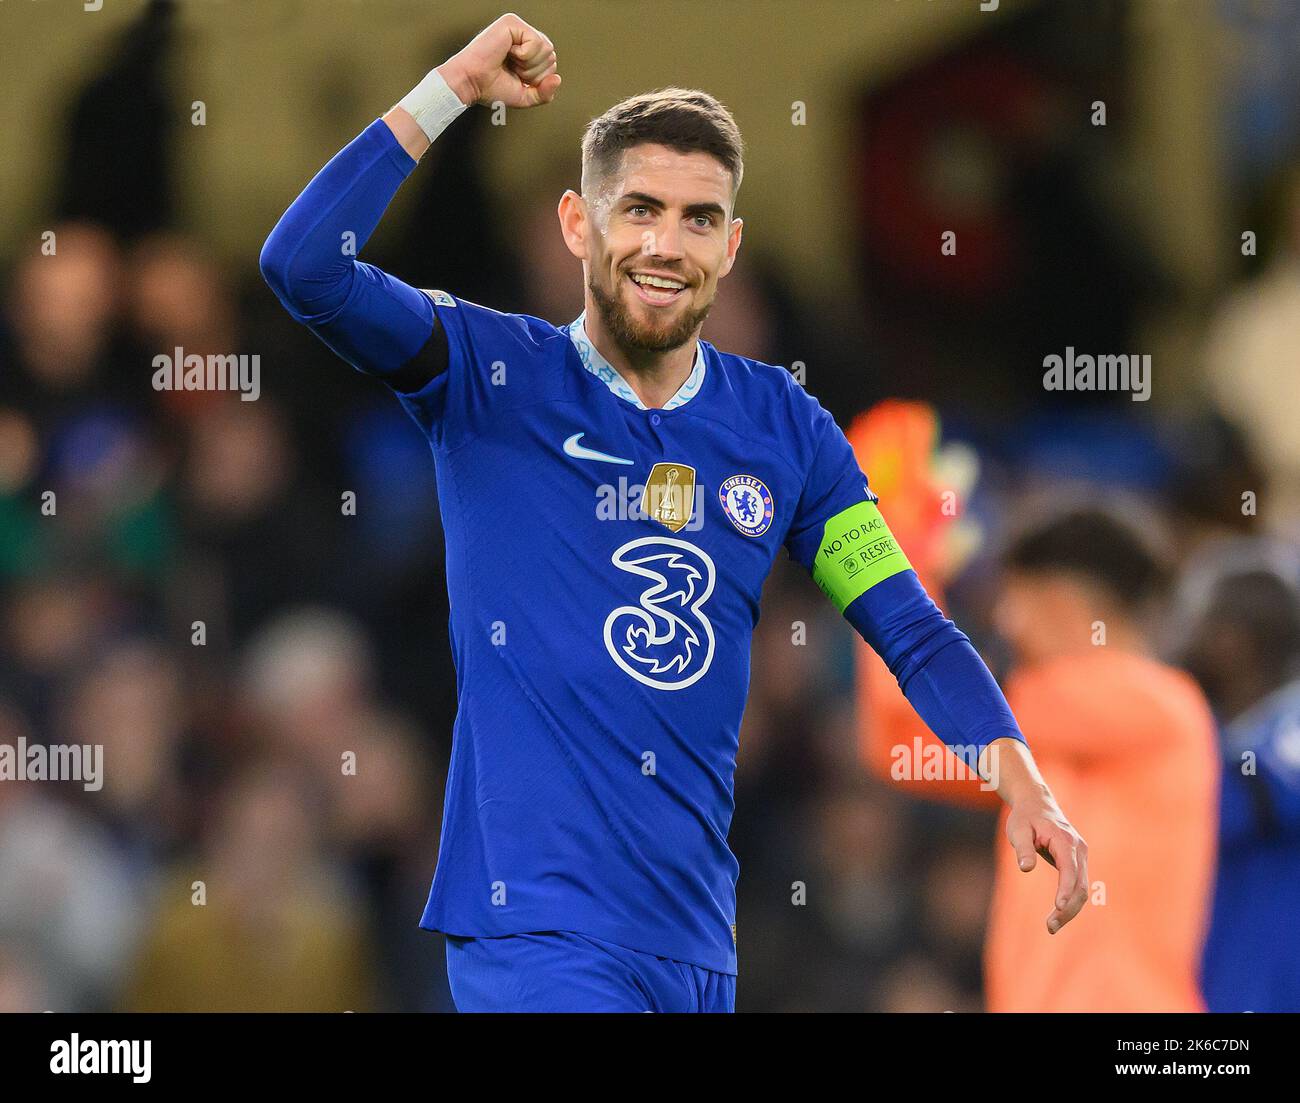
[445,930,736,1013]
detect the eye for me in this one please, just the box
[691,214,714,230]
[628,204,651,218]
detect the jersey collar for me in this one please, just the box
[567,311,706,411]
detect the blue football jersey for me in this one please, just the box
[403,293,874,973]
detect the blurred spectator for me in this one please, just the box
[54,0,177,241]
[879,954,977,1014]
[0,938,53,1013]
[240,606,375,767]
[59,639,188,875]
[125,234,242,421]
[123,760,374,1012]
[515,167,586,326]
[0,706,144,1011]
[1,223,133,422]
[1203,167,1300,523]
[796,783,915,1011]
[176,401,333,643]
[1,573,132,733]
[1179,554,1300,1012]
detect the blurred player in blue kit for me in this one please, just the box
[261,12,1087,1012]
[1182,561,1300,1011]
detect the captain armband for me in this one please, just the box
[811,501,913,613]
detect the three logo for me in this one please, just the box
[604,537,716,691]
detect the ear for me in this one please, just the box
[557,189,590,262]
[718,217,743,279]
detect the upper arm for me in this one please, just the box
[257,118,436,381]
[783,398,913,613]
[393,292,556,451]
[295,262,443,382]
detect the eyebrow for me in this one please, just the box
[620,191,727,220]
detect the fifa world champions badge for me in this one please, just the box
[719,475,774,537]
[642,462,697,533]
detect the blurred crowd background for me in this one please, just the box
[1,0,1298,1012]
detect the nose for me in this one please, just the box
[647,217,685,262]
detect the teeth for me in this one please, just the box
[631,274,685,290]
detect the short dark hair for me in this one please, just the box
[1004,510,1167,610]
[580,87,744,206]
[1204,569,1300,675]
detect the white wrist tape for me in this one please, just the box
[398,67,469,143]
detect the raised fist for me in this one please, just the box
[440,12,560,108]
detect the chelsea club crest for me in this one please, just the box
[719,474,774,537]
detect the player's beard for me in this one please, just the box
[588,267,714,354]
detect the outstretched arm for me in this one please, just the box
[786,405,1089,934]
[844,553,1089,935]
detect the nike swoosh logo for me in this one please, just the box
[563,432,634,465]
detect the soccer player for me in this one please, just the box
[260,13,1087,1012]
[985,516,1217,1011]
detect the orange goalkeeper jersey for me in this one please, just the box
[860,644,1219,1012]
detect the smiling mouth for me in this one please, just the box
[626,272,688,306]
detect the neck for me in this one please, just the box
[582,294,698,410]
[1040,618,1150,666]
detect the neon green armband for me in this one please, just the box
[811,501,913,613]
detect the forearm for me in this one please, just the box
[258,117,444,380]
[382,106,431,162]
[261,59,469,312]
[259,119,421,322]
[845,570,1025,772]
